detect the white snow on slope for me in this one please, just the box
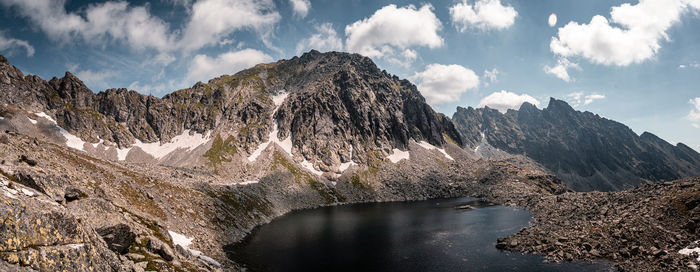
[239,180,259,185]
[417,141,454,160]
[34,112,87,151]
[339,161,357,172]
[27,116,37,124]
[168,230,221,267]
[248,91,292,162]
[117,130,210,161]
[301,159,324,176]
[680,241,700,261]
[388,148,410,163]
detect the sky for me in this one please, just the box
[0,0,699,151]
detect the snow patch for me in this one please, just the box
[168,231,221,267]
[416,141,454,160]
[92,139,104,148]
[338,161,357,172]
[27,116,37,124]
[301,159,324,176]
[116,148,131,161]
[0,116,4,120]
[248,91,292,162]
[239,180,259,185]
[117,130,210,161]
[32,112,86,151]
[388,148,409,163]
[679,241,700,261]
[35,112,56,123]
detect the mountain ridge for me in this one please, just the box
[452,97,700,191]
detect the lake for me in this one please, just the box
[226,198,613,271]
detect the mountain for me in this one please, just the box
[0,51,462,175]
[0,51,569,271]
[452,98,700,191]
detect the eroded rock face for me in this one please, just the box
[452,98,700,191]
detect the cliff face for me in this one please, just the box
[452,98,700,191]
[0,51,461,173]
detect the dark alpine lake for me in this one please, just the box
[225,198,613,272]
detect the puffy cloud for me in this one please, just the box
[544,57,580,82]
[566,91,605,107]
[687,97,700,128]
[296,23,343,54]
[449,0,518,31]
[1,0,175,52]
[185,49,272,84]
[345,4,443,63]
[1,0,281,54]
[548,13,557,27]
[411,64,479,105]
[550,0,700,66]
[0,31,34,56]
[179,0,281,52]
[289,0,311,18]
[478,90,539,113]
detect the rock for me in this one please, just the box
[96,224,136,254]
[64,187,86,202]
[147,238,175,262]
[19,155,36,166]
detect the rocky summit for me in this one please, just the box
[0,51,699,272]
[452,99,700,192]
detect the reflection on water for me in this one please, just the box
[226,198,614,272]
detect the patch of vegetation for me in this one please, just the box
[204,134,238,166]
[350,174,371,190]
[272,151,346,204]
[443,132,457,145]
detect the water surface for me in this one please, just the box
[226,198,613,272]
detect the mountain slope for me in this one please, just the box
[452,98,700,191]
[0,51,462,176]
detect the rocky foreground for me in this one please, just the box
[0,128,565,271]
[495,177,700,271]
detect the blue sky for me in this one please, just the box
[0,0,699,151]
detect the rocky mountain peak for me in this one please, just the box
[452,98,700,191]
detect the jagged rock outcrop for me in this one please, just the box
[452,98,700,191]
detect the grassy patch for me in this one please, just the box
[272,151,346,204]
[204,134,238,166]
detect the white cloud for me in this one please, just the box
[544,57,580,82]
[478,90,539,113]
[185,49,272,84]
[566,91,606,107]
[550,0,700,66]
[687,97,700,128]
[449,0,518,31]
[1,0,176,52]
[179,0,281,52]
[296,23,343,54]
[1,0,282,54]
[345,4,443,64]
[548,13,557,27]
[75,69,117,89]
[290,0,311,18]
[483,68,499,86]
[411,64,479,105]
[0,31,35,56]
